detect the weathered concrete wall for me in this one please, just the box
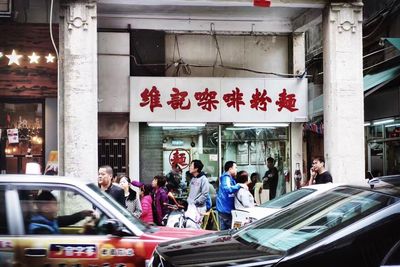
[165,34,288,77]
[98,32,130,113]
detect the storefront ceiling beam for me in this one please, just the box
[98,0,326,8]
[98,16,293,33]
[98,0,327,32]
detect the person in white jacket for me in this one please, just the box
[186,159,209,228]
[234,170,255,209]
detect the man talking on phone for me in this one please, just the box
[308,156,333,185]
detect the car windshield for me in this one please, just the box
[87,183,148,232]
[236,187,397,253]
[261,188,315,209]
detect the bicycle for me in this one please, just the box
[161,203,200,229]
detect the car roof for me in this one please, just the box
[362,175,400,197]
[302,183,342,191]
[0,174,94,186]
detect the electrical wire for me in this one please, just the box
[363,0,400,40]
[49,0,61,174]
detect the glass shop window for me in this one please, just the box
[0,101,44,174]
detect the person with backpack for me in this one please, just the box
[186,160,209,228]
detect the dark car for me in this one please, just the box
[149,175,400,267]
[381,240,400,267]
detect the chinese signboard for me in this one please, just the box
[169,148,191,169]
[130,77,307,122]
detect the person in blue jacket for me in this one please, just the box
[28,190,93,234]
[216,161,244,230]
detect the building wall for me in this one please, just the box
[98,32,130,113]
[165,34,288,77]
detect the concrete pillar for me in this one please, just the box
[290,33,305,190]
[59,1,98,180]
[129,122,140,183]
[323,2,364,184]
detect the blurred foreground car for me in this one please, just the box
[231,183,339,228]
[150,175,400,267]
[381,239,400,267]
[0,175,208,267]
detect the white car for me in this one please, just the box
[231,183,340,228]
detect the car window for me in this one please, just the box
[87,183,148,232]
[261,188,315,209]
[236,187,397,253]
[19,187,115,235]
[0,188,8,234]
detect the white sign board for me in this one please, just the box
[130,77,307,123]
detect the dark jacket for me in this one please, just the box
[105,183,126,207]
[153,187,169,225]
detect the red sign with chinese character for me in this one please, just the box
[169,148,190,169]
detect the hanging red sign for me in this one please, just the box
[253,0,271,7]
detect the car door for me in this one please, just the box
[9,183,148,267]
[0,185,16,267]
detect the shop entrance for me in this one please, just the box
[139,123,290,202]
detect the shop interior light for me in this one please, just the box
[364,122,371,126]
[385,123,400,128]
[372,119,394,126]
[226,127,276,131]
[147,123,206,127]
[233,123,289,127]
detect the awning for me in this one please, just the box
[385,38,400,51]
[364,65,400,97]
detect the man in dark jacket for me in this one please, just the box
[263,157,279,200]
[98,165,126,207]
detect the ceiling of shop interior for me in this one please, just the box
[97,0,326,33]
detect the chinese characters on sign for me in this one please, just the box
[131,77,307,123]
[169,148,190,169]
[140,86,297,113]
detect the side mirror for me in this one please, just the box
[101,219,124,236]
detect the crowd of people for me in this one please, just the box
[27,156,332,233]
[94,156,286,230]
[95,155,332,230]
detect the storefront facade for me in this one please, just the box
[128,77,307,195]
[0,24,58,175]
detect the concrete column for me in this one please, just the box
[129,122,140,183]
[59,1,98,180]
[323,2,364,184]
[290,33,305,190]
